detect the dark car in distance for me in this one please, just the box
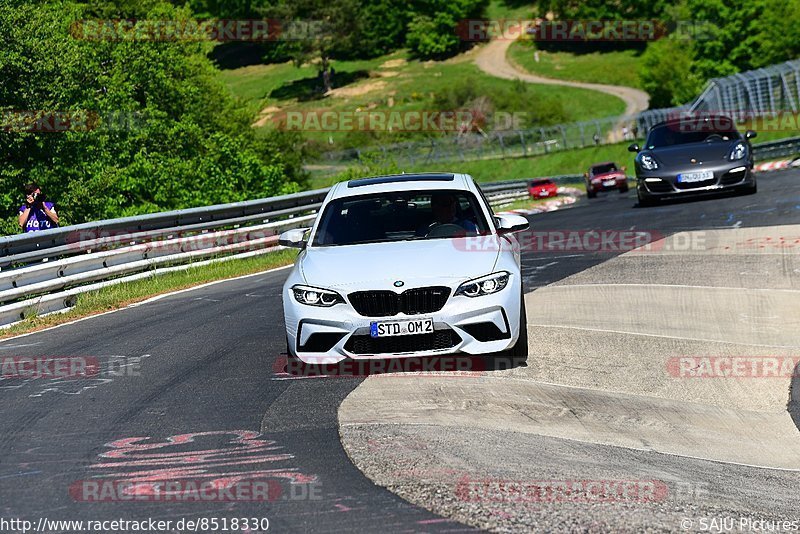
[584,162,629,198]
[629,115,757,207]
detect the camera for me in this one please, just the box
[27,191,46,207]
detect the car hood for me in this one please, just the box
[646,141,739,169]
[299,238,501,291]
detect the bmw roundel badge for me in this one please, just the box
[394,280,404,287]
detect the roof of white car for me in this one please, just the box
[329,173,473,199]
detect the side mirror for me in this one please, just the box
[627,143,640,153]
[278,228,309,249]
[745,130,757,139]
[496,214,529,235]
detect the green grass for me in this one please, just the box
[220,48,626,149]
[485,0,536,20]
[508,40,644,89]
[218,61,317,104]
[404,142,636,182]
[305,141,635,189]
[2,249,298,339]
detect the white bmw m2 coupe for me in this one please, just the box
[278,173,529,364]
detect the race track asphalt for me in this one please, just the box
[1,168,799,533]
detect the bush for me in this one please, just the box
[0,1,305,233]
[639,39,703,108]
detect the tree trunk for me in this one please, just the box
[321,57,332,93]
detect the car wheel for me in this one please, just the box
[285,337,304,375]
[508,295,528,362]
[620,184,629,193]
[587,189,597,199]
[740,180,757,195]
[637,189,654,207]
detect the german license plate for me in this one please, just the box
[677,170,713,183]
[603,180,616,187]
[370,318,434,338]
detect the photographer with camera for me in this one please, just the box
[18,182,59,233]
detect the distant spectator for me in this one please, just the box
[18,182,58,232]
[593,132,600,145]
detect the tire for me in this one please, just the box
[508,296,528,361]
[619,184,629,193]
[740,180,757,195]
[587,189,597,199]
[637,189,655,207]
[285,337,305,375]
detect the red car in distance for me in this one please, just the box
[528,178,558,198]
[585,162,629,198]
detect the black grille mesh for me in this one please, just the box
[344,329,461,355]
[348,287,450,317]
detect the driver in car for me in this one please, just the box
[419,192,478,236]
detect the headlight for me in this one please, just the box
[292,285,344,307]
[729,142,747,161]
[639,154,659,170]
[455,272,510,298]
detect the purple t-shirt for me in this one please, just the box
[19,202,57,232]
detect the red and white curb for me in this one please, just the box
[496,187,580,217]
[754,158,800,173]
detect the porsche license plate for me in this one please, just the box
[677,171,713,183]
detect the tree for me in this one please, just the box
[749,0,800,68]
[0,1,304,233]
[271,0,362,93]
[406,0,489,59]
[639,38,702,107]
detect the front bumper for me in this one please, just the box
[589,177,627,192]
[637,164,754,199]
[530,188,558,198]
[284,281,522,364]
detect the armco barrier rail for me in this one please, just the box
[750,136,800,161]
[0,176,581,327]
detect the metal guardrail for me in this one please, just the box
[751,136,800,161]
[0,188,331,262]
[0,177,571,328]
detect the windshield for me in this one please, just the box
[530,179,553,186]
[312,189,491,246]
[646,124,741,148]
[591,163,618,174]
